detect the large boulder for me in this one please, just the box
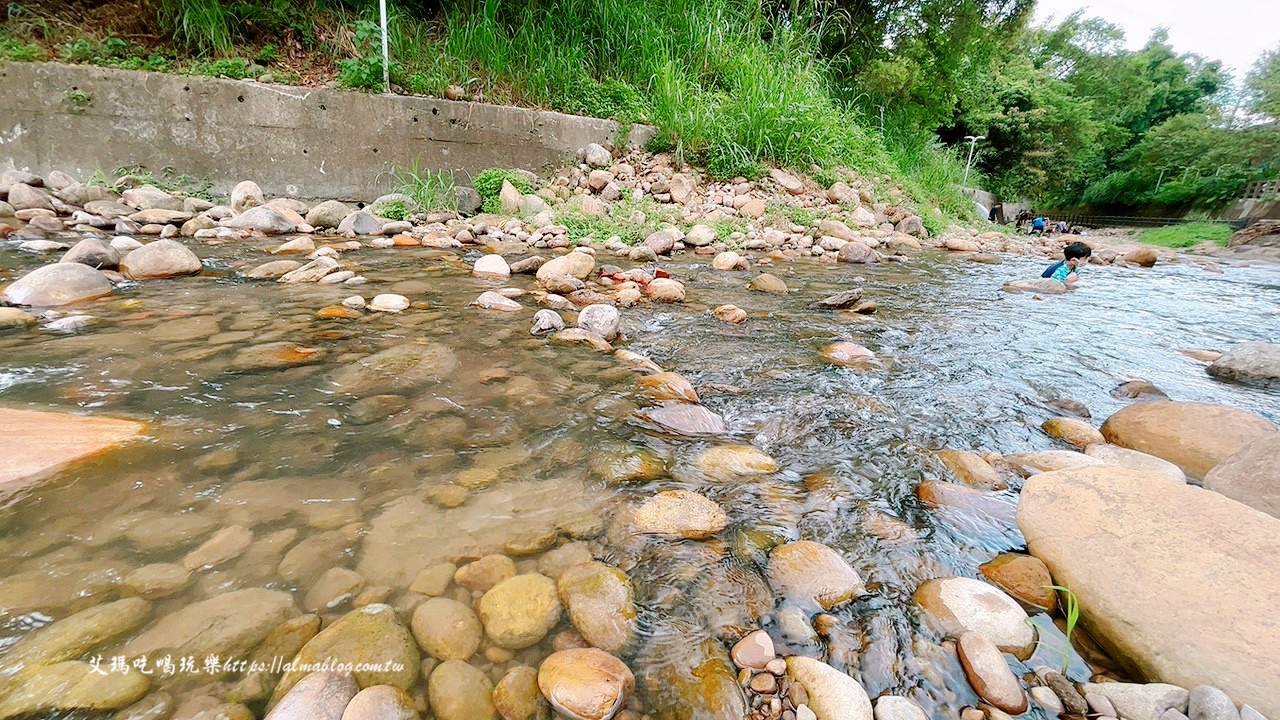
[1017,465,1280,716]
[537,252,595,282]
[537,648,633,720]
[1204,436,1280,518]
[1207,342,1280,388]
[7,183,54,211]
[2,263,113,307]
[1100,401,1277,479]
[118,239,203,279]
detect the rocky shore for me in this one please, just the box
[1,151,1279,720]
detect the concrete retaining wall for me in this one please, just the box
[0,61,652,202]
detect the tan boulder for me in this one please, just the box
[478,574,561,649]
[1018,465,1280,716]
[785,656,872,720]
[1003,450,1100,475]
[1100,401,1277,479]
[1204,435,1280,518]
[822,342,875,367]
[1084,443,1187,482]
[557,562,637,654]
[694,444,778,480]
[0,408,144,491]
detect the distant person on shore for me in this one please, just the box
[988,204,1002,223]
[1030,215,1046,235]
[1041,242,1092,285]
[1015,209,1032,229]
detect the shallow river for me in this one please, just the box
[1,235,1278,718]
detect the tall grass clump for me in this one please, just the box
[159,0,235,56]
[388,161,457,213]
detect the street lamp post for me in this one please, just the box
[962,135,985,189]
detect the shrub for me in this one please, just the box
[188,57,256,79]
[338,20,398,91]
[1138,222,1231,248]
[473,168,533,212]
[0,34,42,62]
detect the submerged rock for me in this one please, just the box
[822,342,875,367]
[265,671,358,720]
[632,490,727,540]
[270,604,418,706]
[479,574,562,650]
[0,660,149,716]
[341,684,419,720]
[636,404,727,435]
[557,562,637,654]
[538,648,634,720]
[767,540,865,610]
[1002,278,1067,294]
[694,444,778,479]
[330,343,459,396]
[1019,466,1280,715]
[1100,401,1277,479]
[0,598,151,679]
[410,598,482,661]
[936,449,1004,491]
[493,666,542,720]
[637,371,699,403]
[119,588,296,662]
[429,660,497,720]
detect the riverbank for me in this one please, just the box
[2,156,1279,720]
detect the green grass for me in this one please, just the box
[387,162,457,214]
[1049,584,1081,674]
[188,57,257,79]
[89,165,217,202]
[557,196,677,245]
[0,32,43,61]
[473,168,534,213]
[1138,222,1231,248]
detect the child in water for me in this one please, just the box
[1041,242,1092,285]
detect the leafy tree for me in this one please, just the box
[1246,45,1280,119]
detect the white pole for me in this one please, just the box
[379,0,390,94]
[962,135,985,188]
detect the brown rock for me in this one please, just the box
[1122,247,1158,267]
[0,408,143,490]
[978,553,1056,610]
[730,630,776,670]
[557,562,637,654]
[493,666,542,720]
[715,305,748,324]
[749,273,788,295]
[454,554,516,592]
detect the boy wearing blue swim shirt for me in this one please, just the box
[1041,242,1091,285]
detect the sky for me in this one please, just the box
[1032,0,1279,78]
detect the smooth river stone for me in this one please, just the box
[913,577,1035,659]
[936,449,1005,490]
[410,598,482,661]
[1018,466,1280,716]
[1084,443,1187,482]
[478,574,562,650]
[978,553,1057,610]
[119,588,296,662]
[557,562,637,654]
[637,404,728,436]
[0,408,144,491]
[538,648,634,720]
[428,660,497,720]
[340,684,419,720]
[957,631,1028,714]
[1204,435,1280,519]
[1041,416,1105,449]
[1,262,113,306]
[785,656,873,720]
[693,444,778,480]
[493,666,541,720]
[0,598,151,678]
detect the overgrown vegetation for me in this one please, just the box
[10,0,1275,218]
[1137,222,1232,249]
[388,163,457,214]
[472,169,533,213]
[87,165,217,202]
[556,196,678,245]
